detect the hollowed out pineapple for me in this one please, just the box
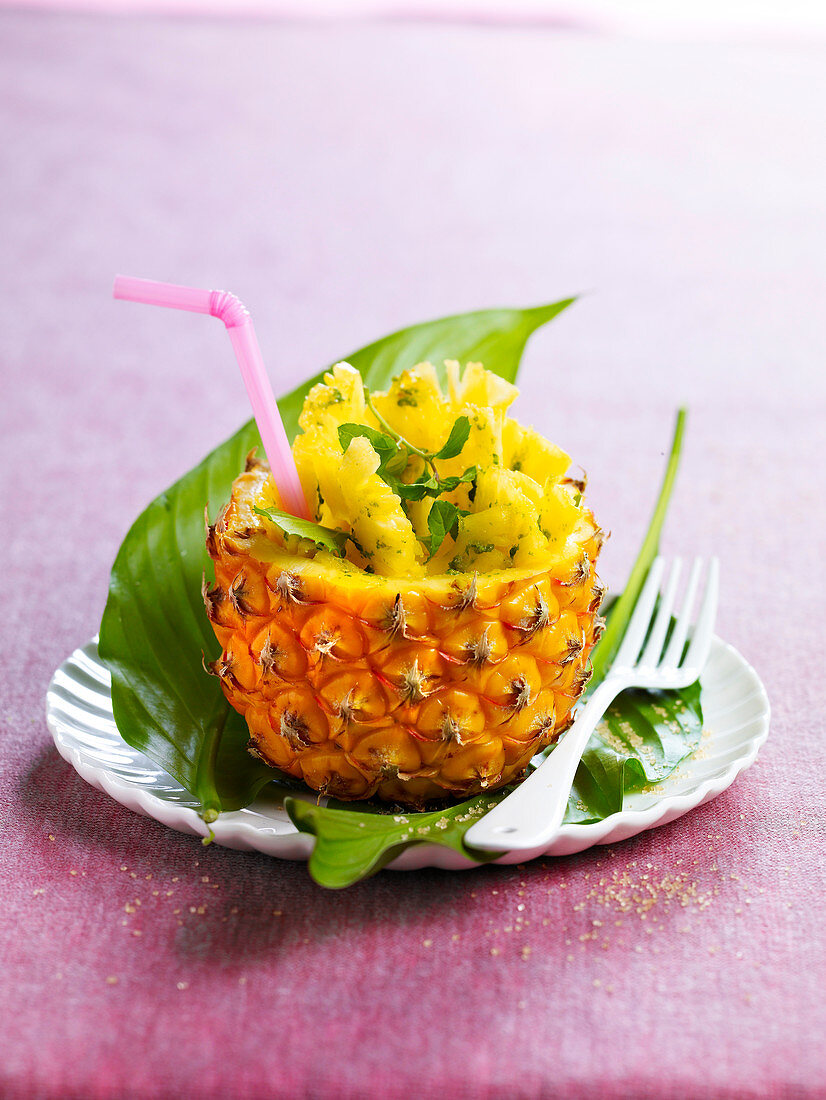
[204,361,604,806]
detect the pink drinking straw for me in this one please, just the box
[113,275,310,520]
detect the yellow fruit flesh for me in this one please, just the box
[290,360,586,578]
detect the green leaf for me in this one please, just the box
[393,477,437,502]
[382,448,410,480]
[100,299,574,821]
[434,416,471,461]
[285,675,704,887]
[563,679,703,823]
[337,423,398,464]
[426,499,461,557]
[286,793,502,889]
[252,506,349,557]
[278,298,576,440]
[438,466,477,494]
[98,419,277,818]
[590,408,687,685]
[394,466,477,503]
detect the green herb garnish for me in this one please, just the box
[252,506,349,558]
[338,412,476,559]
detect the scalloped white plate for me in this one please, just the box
[46,636,769,871]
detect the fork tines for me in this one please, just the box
[613,556,719,679]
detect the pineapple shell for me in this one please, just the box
[205,467,604,807]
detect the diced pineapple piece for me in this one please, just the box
[404,496,433,545]
[293,432,348,526]
[437,405,503,483]
[472,466,544,513]
[369,362,452,453]
[445,360,518,416]
[298,362,371,436]
[447,467,547,572]
[503,419,570,482]
[540,478,582,550]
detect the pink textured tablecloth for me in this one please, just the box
[1,11,824,1099]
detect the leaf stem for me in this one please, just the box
[590,408,687,684]
[365,389,436,472]
[194,701,230,824]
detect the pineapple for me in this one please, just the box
[204,361,604,806]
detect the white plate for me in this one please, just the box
[46,636,769,872]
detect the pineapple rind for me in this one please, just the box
[206,465,603,807]
[206,360,603,807]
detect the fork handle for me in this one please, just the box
[464,677,625,853]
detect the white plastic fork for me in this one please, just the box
[464,556,719,853]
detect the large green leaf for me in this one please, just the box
[590,408,686,684]
[286,794,504,890]
[279,299,576,440]
[285,677,703,888]
[563,679,703,824]
[99,299,576,819]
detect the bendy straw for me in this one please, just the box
[113,275,310,520]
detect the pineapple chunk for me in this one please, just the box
[293,432,348,526]
[540,478,583,550]
[445,360,519,415]
[446,467,548,572]
[503,419,570,482]
[368,362,452,453]
[298,362,372,437]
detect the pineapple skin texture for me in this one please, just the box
[205,467,604,807]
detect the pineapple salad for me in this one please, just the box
[243,360,586,578]
[204,361,604,805]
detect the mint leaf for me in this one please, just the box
[394,466,477,503]
[252,506,348,557]
[383,449,410,479]
[337,423,398,465]
[426,500,461,557]
[438,466,477,494]
[394,477,437,502]
[434,416,471,461]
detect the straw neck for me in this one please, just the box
[209,291,250,330]
[113,275,311,520]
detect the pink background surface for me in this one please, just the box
[1,9,824,1098]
